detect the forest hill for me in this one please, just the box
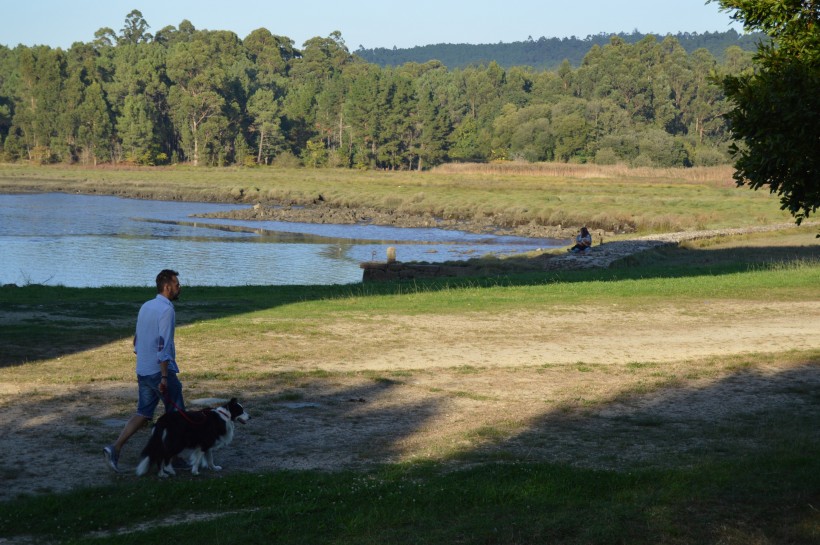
[0,10,753,170]
[355,29,761,72]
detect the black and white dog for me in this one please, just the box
[136,398,250,478]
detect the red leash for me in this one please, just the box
[154,385,208,426]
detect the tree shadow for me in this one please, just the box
[0,374,451,499]
[477,360,820,471]
[3,352,816,505]
[225,357,820,477]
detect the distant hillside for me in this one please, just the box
[355,29,764,70]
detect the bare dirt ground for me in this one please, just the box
[2,296,819,503]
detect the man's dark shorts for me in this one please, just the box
[136,372,185,419]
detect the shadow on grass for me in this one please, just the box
[228,356,820,478]
[0,242,817,368]
[488,359,820,470]
[238,359,820,543]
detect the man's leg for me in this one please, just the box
[113,414,150,452]
[104,414,149,472]
[163,373,190,470]
[105,374,159,472]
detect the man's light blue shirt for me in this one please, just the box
[134,294,178,376]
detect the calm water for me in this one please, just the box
[0,193,564,287]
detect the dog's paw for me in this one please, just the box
[211,465,223,472]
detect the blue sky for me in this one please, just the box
[2,0,742,50]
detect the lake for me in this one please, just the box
[0,193,564,287]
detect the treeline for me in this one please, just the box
[0,11,755,170]
[355,29,763,71]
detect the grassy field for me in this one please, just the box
[0,162,796,233]
[0,166,818,544]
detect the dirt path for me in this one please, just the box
[2,294,818,502]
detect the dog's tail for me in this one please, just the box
[135,454,151,476]
[135,422,165,476]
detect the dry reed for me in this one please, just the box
[433,162,736,185]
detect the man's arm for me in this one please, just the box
[159,360,169,393]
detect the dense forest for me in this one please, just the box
[355,29,763,70]
[0,11,756,170]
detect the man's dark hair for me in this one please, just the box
[156,269,179,293]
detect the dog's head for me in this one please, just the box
[225,397,251,424]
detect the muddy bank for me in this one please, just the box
[196,201,586,240]
[0,179,598,239]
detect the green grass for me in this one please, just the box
[1,254,817,369]
[0,453,817,544]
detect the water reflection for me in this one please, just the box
[0,193,563,287]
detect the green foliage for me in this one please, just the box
[247,88,284,164]
[117,94,157,164]
[166,30,249,166]
[11,45,64,161]
[119,9,152,45]
[636,129,691,167]
[492,103,554,161]
[448,117,486,162]
[712,0,820,223]
[355,29,764,70]
[75,81,112,164]
[415,85,450,169]
[0,15,760,169]
[302,138,327,167]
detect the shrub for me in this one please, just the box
[630,153,655,168]
[593,147,619,165]
[599,133,640,162]
[691,146,729,167]
[637,130,691,167]
[271,151,302,168]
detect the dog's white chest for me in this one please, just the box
[213,408,235,449]
[214,420,235,449]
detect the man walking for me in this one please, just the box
[104,269,186,472]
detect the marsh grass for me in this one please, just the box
[433,161,737,184]
[0,163,793,232]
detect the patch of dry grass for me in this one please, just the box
[433,161,736,185]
